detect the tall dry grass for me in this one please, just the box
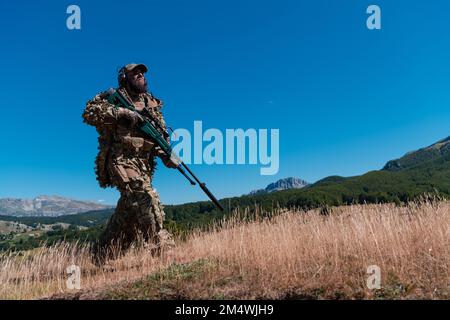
[178,201,449,299]
[0,240,173,299]
[0,201,448,299]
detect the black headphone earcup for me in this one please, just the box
[118,67,127,86]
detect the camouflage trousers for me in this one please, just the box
[93,156,174,264]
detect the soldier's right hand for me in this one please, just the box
[116,108,144,127]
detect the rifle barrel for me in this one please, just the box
[181,163,224,211]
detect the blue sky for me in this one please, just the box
[0,0,449,205]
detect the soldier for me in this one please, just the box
[82,63,177,264]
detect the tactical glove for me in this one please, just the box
[116,108,144,127]
[163,156,180,168]
[158,149,181,168]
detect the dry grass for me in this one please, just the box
[0,201,448,300]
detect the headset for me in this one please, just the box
[117,66,128,87]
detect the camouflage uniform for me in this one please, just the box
[82,66,174,263]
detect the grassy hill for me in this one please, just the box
[3,201,448,300]
[0,209,112,251]
[163,136,450,227]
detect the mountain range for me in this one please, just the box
[383,136,450,171]
[0,195,112,217]
[1,136,449,224]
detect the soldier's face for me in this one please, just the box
[128,69,145,85]
[126,69,148,93]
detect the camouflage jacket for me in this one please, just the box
[82,88,169,188]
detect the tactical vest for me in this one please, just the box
[91,88,165,188]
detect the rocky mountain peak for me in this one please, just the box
[249,177,310,195]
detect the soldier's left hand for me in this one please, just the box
[163,155,180,168]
